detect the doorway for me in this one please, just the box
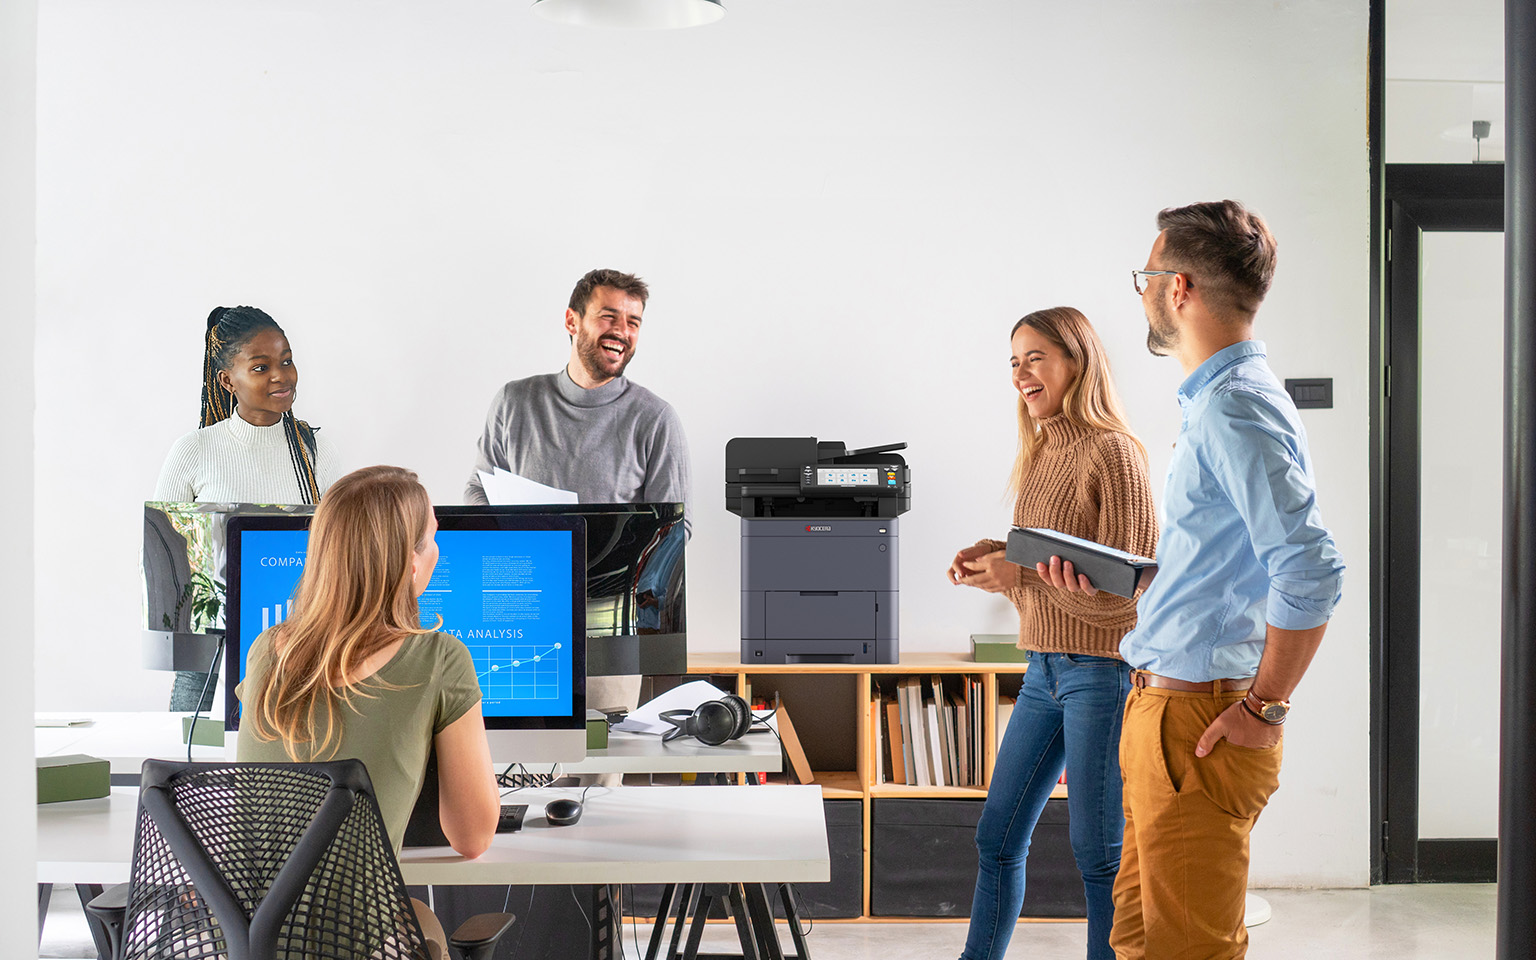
[1375,162,1503,883]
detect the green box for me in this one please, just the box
[970,633,1029,663]
[586,709,609,750]
[182,715,224,747]
[37,754,110,804]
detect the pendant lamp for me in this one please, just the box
[531,0,725,29]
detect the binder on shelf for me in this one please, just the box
[948,685,964,784]
[951,692,970,786]
[1004,526,1157,598]
[898,679,919,785]
[996,696,1016,760]
[933,677,955,786]
[923,687,945,787]
[971,678,984,782]
[886,696,908,785]
[776,703,816,785]
[904,679,932,787]
[871,698,886,784]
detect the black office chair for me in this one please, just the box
[85,759,514,960]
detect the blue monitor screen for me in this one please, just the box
[419,529,575,718]
[225,514,585,728]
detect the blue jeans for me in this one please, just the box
[960,652,1132,960]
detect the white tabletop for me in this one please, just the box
[38,784,830,888]
[400,785,828,885]
[36,712,782,776]
[572,726,780,774]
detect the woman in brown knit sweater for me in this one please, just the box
[947,306,1157,960]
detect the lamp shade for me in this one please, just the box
[531,0,725,29]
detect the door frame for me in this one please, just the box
[1373,162,1504,883]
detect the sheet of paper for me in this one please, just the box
[613,679,732,735]
[34,716,94,728]
[477,468,578,505]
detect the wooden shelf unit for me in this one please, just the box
[684,651,1060,921]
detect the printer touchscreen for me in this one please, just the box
[817,467,875,485]
[802,463,904,492]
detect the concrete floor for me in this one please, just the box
[40,883,1498,959]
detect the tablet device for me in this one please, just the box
[1004,527,1156,598]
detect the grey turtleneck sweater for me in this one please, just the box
[464,369,690,527]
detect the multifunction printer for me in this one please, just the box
[725,437,911,664]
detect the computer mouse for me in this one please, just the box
[544,798,583,826]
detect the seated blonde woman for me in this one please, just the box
[236,465,499,862]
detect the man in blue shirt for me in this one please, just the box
[1044,200,1343,958]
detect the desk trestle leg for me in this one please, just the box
[680,884,721,960]
[638,881,808,960]
[725,884,762,960]
[644,883,681,960]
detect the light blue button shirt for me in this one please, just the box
[1120,341,1344,681]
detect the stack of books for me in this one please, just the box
[873,675,985,786]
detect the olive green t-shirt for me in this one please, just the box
[236,630,481,853]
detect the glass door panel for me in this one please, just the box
[1417,229,1504,840]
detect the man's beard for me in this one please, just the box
[577,332,634,381]
[1145,301,1178,357]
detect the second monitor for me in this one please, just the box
[225,510,588,764]
[437,503,687,676]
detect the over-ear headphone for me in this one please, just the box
[660,694,753,745]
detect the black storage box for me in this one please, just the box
[784,799,863,918]
[628,798,863,920]
[870,797,1084,918]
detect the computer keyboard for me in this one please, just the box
[497,803,527,834]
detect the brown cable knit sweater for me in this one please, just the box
[977,414,1158,658]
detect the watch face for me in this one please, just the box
[1261,702,1288,723]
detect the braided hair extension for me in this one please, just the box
[200,306,323,504]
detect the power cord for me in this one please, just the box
[503,885,533,959]
[568,884,591,933]
[497,762,562,791]
[787,883,814,937]
[625,885,644,960]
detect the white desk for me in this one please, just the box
[38,785,830,889]
[35,711,782,777]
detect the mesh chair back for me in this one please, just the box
[119,759,432,960]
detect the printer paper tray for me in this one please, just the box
[764,591,876,640]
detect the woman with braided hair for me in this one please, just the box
[155,305,341,708]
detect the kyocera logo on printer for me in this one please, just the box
[805,525,832,532]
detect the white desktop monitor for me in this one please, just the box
[223,510,588,764]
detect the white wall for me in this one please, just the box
[33,0,1370,885]
[3,0,39,950]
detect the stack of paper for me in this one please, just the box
[477,468,578,505]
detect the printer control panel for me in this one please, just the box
[801,463,906,493]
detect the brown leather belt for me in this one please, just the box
[1130,669,1254,693]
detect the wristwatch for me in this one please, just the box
[1243,690,1290,725]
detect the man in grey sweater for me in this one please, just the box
[464,268,690,761]
[464,268,689,516]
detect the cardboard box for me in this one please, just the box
[181,715,224,747]
[970,633,1028,663]
[586,709,609,750]
[37,754,109,804]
